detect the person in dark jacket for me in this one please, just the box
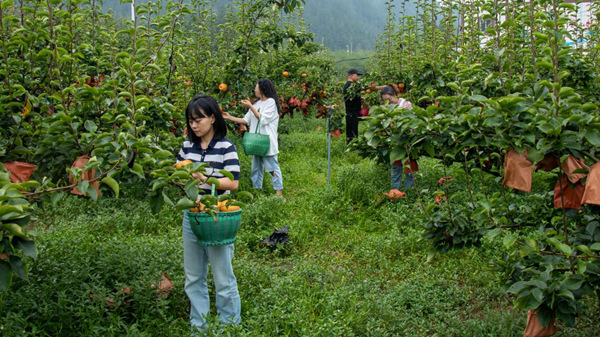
[342,68,384,143]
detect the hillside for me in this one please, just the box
[100,0,417,51]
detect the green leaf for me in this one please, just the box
[14,181,40,190]
[447,82,459,92]
[389,147,406,164]
[1,0,15,10]
[101,177,119,197]
[479,199,491,211]
[561,277,584,291]
[51,192,65,207]
[590,242,600,251]
[531,287,543,303]
[185,183,199,202]
[503,233,517,248]
[87,186,98,202]
[506,281,527,294]
[116,51,130,58]
[9,255,27,280]
[2,223,24,236]
[537,305,554,328]
[559,3,575,10]
[0,205,24,220]
[558,87,575,99]
[0,260,11,291]
[482,117,504,127]
[149,192,164,214]
[548,238,572,257]
[424,143,435,158]
[485,228,502,240]
[130,163,145,179]
[162,192,174,207]
[205,177,221,187]
[526,148,544,163]
[13,237,36,260]
[517,292,543,311]
[584,129,600,147]
[84,120,98,133]
[470,95,487,102]
[152,150,173,159]
[576,244,592,255]
[236,191,253,202]
[218,170,234,181]
[175,198,195,210]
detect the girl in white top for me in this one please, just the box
[223,79,284,197]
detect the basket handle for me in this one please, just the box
[253,109,261,134]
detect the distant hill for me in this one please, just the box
[301,0,387,51]
[100,0,416,51]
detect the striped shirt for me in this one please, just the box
[176,137,240,196]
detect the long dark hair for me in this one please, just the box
[256,78,281,114]
[380,85,397,98]
[185,94,227,143]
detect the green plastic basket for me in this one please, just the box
[187,209,242,246]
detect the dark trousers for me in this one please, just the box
[345,110,359,143]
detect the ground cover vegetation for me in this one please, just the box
[2,0,600,335]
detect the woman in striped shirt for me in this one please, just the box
[176,95,241,333]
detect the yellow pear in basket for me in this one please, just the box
[189,203,205,213]
[175,160,193,169]
[218,200,240,212]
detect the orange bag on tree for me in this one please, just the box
[534,154,559,172]
[2,161,36,183]
[581,162,600,206]
[502,148,532,192]
[553,175,584,209]
[523,309,557,337]
[69,155,101,197]
[560,155,588,184]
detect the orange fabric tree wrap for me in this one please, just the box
[2,161,37,183]
[553,175,584,209]
[581,162,600,206]
[69,155,101,197]
[502,148,532,192]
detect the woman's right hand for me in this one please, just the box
[240,99,253,109]
[222,111,231,120]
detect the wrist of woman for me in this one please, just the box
[193,172,206,183]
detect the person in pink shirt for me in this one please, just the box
[380,85,415,191]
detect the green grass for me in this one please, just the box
[1,117,599,336]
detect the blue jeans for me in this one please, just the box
[391,163,415,190]
[251,154,283,191]
[182,212,241,331]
